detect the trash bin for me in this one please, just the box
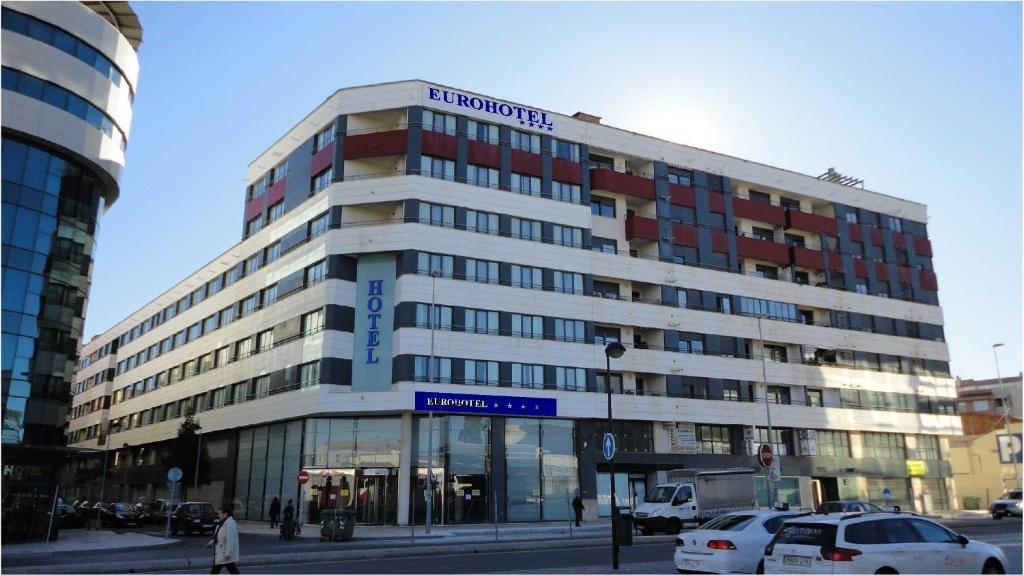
[319,508,355,542]
[614,506,633,546]
[963,496,981,510]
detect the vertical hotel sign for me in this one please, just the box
[352,254,396,391]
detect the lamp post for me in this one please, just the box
[756,316,777,507]
[122,443,131,501]
[96,420,121,529]
[425,269,441,533]
[194,425,203,498]
[992,343,1021,489]
[604,341,626,571]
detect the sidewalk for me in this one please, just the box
[2,529,180,557]
[234,517,614,540]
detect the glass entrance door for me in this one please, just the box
[354,470,397,524]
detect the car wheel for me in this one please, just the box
[992,513,1002,520]
[875,568,898,574]
[982,559,1005,574]
[666,519,682,535]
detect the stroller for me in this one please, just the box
[279,517,296,541]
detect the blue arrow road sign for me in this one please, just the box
[603,433,616,461]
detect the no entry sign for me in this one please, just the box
[297,470,310,485]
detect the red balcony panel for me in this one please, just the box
[708,191,726,214]
[853,259,869,278]
[893,233,907,250]
[589,168,655,200]
[732,197,786,226]
[914,236,933,257]
[790,246,825,271]
[898,266,912,286]
[919,269,939,291]
[829,253,844,272]
[467,140,501,168]
[668,183,696,207]
[875,262,890,281]
[421,131,458,160]
[625,215,658,242]
[267,179,286,206]
[244,195,265,221]
[552,158,582,185]
[511,149,543,176]
[672,223,698,247]
[785,210,838,236]
[737,236,789,265]
[848,225,863,242]
[343,129,408,160]
[311,143,334,175]
[711,230,730,253]
[869,228,885,246]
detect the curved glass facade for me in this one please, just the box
[2,136,103,444]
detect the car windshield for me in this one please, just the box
[189,503,215,514]
[113,503,131,512]
[699,514,757,531]
[1002,490,1022,500]
[646,486,676,503]
[774,523,837,547]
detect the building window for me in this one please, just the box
[245,253,261,276]
[422,110,456,135]
[697,425,732,454]
[314,126,335,151]
[414,356,452,383]
[467,164,499,188]
[739,297,798,321]
[555,367,587,391]
[862,432,905,459]
[203,314,219,334]
[764,345,789,363]
[510,173,541,196]
[845,211,858,224]
[466,209,498,234]
[510,130,540,153]
[806,388,824,407]
[677,333,704,355]
[590,196,616,218]
[784,233,806,248]
[272,160,288,183]
[417,253,454,277]
[511,314,543,339]
[751,226,774,242]
[309,212,329,238]
[220,305,235,326]
[236,337,253,359]
[257,329,274,351]
[421,155,455,181]
[311,167,333,193]
[418,202,455,227]
[887,216,903,232]
[265,242,281,264]
[511,364,544,389]
[552,225,582,248]
[676,289,688,308]
[756,428,792,456]
[467,119,499,144]
[255,375,271,398]
[299,361,320,388]
[231,382,247,405]
[552,271,583,294]
[816,430,850,457]
[466,258,498,284]
[464,360,499,386]
[554,319,585,343]
[767,385,791,404]
[465,309,499,334]
[780,197,801,211]
[510,217,542,241]
[551,139,580,162]
[595,372,622,394]
[911,435,940,460]
[551,181,581,204]
[416,303,453,329]
[594,326,621,345]
[215,346,231,367]
[754,265,779,280]
[263,284,278,306]
[667,171,693,186]
[855,283,868,295]
[593,280,620,298]
[267,201,284,223]
[305,260,327,285]
[592,237,617,254]
[240,294,257,317]
[510,265,542,289]
[302,309,324,334]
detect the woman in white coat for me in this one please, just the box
[206,506,240,573]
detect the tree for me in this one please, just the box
[161,414,211,500]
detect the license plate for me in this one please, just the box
[784,555,811,567]
[681,559,703,569]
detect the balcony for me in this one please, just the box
[671,223,698,247]
[785,210,837,236]
[625,214,658,242]
[914,236,933,257]
[668,183,696,206]
[869,227,885,246]
[311,142,333,175]
[421,131,457,159]
[552,158,583,184]
[736,236,789,265]
[343,129,408,160]
[919,269,938,290]
[589,168,655,200]
[853,258,869,278]
[467,140,500,168]
[732,197,786,226]
[790,246,825,271]
[510,149,542,176]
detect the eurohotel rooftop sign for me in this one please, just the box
[426,86,555,132]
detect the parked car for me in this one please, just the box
[169,502,217,536]
[818,500,884,513]
[762,512,1007,574]
[51,503,86,529]
[674,510,808,574]
[131,503,154,525]
[989,489,1022,519]
[142,499,177,524]
[99,502,141,528]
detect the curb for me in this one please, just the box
[4,537,182,559]
[8,535,676,574]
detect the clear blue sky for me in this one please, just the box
[85,1,1022,380]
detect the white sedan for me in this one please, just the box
[675,510,808,574]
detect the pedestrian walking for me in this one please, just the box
[572,494,585,527]
[206,506,240,574]
[283,499,294,523]
[268,496,280,529]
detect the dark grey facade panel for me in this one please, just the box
[331,115,347,182]
[283,136,314,212]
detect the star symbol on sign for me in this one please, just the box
[547,126,554,132]
[528,122,535,128]
[521,404,527,410]
[534,404,540,410]
[519,120,525,125]
[507,403,513,409]
[493,402,499,408]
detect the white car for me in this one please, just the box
[763,512,1008,574]
[674,510,808,574]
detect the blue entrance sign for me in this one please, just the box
[415,391,556,417]
[603,433,616,461]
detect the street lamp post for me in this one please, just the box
[604,341,626,571]
[194,426,203,498]
[756,316,777,507]
[992,343,1021,489]
[425,269,441,533]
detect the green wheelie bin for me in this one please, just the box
[319,508,355,542]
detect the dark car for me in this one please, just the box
[51,503,86,529]
[131,503,154,525]
[170,502,217,536]
[818,500,885,513]
[989,489,1022,519]
[100,502,141,528]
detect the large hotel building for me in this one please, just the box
[67,81,958,526]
